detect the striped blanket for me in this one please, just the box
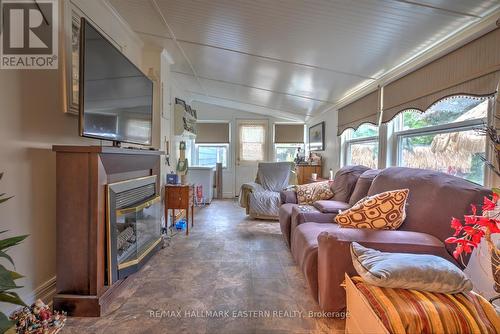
[352,276,500,334]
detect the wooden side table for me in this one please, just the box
[165,184,194,235]
[296,164,322,184]
[305,177,329,184]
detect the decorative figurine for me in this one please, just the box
[294,146,305,164]
[176,141,189,184]
[10,299,67,334]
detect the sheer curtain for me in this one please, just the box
[239,123,266,162]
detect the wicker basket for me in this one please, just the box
[492,249,500,293]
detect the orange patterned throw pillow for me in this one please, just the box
[296,181,334,205]
[335,189,409,229]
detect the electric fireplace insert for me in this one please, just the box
[106,175,162,284]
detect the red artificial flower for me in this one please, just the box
[464,215,478,225]
[476,216,491,227]
[447,195,500,260]
[483,194,499,211]
[450,217,463,236]
[445,237,459,243]
[488,219,500,234]
[453,245,463,259]
[471,230,485,245]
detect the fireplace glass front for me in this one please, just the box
[115,196,161,268]
[107,176,162,284]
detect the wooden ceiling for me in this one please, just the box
[108,0,500,121]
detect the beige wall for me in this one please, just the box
[306,110,342,177]
[0,0,146,313]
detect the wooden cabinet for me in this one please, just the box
[51,146,162,317]
[295,164,322,185]
[165,185,194,235]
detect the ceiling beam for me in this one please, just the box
[190,93,306,122]
[150,0,207,95]
[171,70,337,104]
[133,30,375,80]
[392,1,482,18]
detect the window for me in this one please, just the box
[275,144,305,162]
[196,144,228,168]
[392,96,489,185]
[342,123,379,169]
[274,123,305,162]
[195,122,230,168]
[239,124,266,162]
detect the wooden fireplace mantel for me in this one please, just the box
[52,145,163,316]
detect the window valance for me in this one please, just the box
[382,28,500,123]
[337,89,380,136]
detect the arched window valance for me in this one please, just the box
[382,28,500,123]
[337,88,380,136]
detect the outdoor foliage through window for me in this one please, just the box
[345,123,379,169]
[275,144,303,162]
[402,96,487,130]
[350,123,379,139]
[349,141,378,169]
[397,97,489,185]
[197,145,228,168]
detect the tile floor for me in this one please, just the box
[63,200,345,333]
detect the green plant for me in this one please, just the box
[0,173,28,332]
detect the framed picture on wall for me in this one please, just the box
[61,2,84,114]
[309,122,325,151]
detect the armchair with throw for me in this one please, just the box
[239,162,296,220]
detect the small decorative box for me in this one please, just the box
[167,173,178,185]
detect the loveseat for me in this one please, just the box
[284,167,491,312]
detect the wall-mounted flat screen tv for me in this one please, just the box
[79,18,153,146]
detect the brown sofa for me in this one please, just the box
[291,167,491,312]
[278,165,373,248]
[287,168,380,298]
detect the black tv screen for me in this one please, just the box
[79,18,153,145]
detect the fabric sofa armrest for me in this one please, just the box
[280,189,297,204]
[317,228,456,312]
[291,204,343,226]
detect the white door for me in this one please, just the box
[235,120,269,195]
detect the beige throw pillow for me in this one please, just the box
[335,189,409,229]
[296,181,334,205]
